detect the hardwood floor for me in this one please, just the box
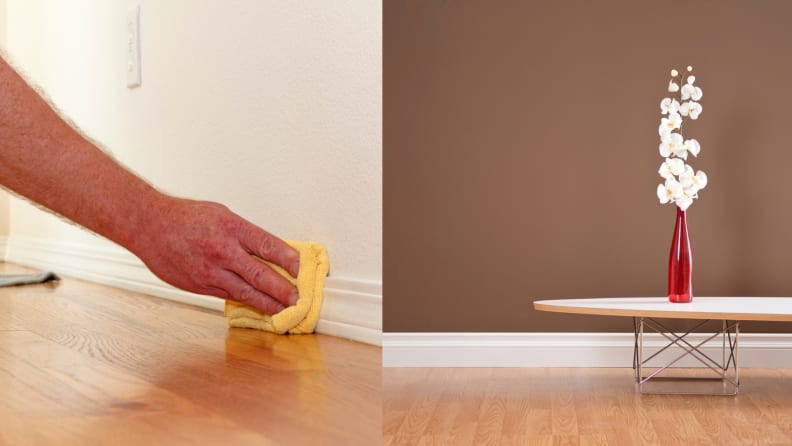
[0,263,381,445]
[383,367,792,445]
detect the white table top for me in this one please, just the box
[533,297,792,322]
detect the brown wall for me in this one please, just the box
[384,0,792,332]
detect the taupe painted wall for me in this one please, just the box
[384,0,792,332]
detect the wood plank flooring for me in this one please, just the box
[383,367,792,445]
[0,262,381,445]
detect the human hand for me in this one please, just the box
[132,197,300,314]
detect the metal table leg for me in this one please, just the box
[633,317,739,395]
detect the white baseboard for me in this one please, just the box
[317,277,381,346]
[383,332,792,368]
[5,236,381,346]
[6,236,225,309]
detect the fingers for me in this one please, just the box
[213,269,288,315]
[239,223,300,278]
[235,253,298,308]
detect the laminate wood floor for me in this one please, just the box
[0,262,380,445]
[384,367,792,445]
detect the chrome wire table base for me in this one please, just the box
[633,317,739,396]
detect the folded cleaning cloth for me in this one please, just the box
[224,241,328,334]
[0,272,60,287]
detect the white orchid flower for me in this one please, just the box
[659,132,683,157]
[676,195,694,211]
[656,67,705,210]
[694,170,707,189]
[679,165,696,189]
[659,112,682,136]
[683,139,700,157]
[659,157,685,179]
[660,98,680,115]
[681,83,703,101]
[657,178,684,204]
[679,101,703,119]
[690,170,708,191]
[680,165,708,193]
[672,144,688,159]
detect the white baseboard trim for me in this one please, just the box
[5,236,381,346]
[317,277,381,346]
[383,332,792,368]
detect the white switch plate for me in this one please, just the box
[126,4,141,88]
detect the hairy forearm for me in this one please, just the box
[0,55,168,252]
[0,55,300,314]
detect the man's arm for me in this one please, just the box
[0,55,299,314]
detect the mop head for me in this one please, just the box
[224,241,328,334]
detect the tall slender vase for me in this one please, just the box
[668,206,693,303]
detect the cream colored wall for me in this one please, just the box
[4,1,381,282]
[0,0,9,242]
[0,0,5,42]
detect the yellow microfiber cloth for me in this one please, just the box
[224,241,329,334]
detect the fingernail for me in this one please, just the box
[289,289,299,306]
[290,260,300,278]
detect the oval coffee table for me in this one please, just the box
[533,297,792,395]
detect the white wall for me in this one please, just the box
[2,0,381,344]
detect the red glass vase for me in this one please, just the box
[668,206,693,303]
